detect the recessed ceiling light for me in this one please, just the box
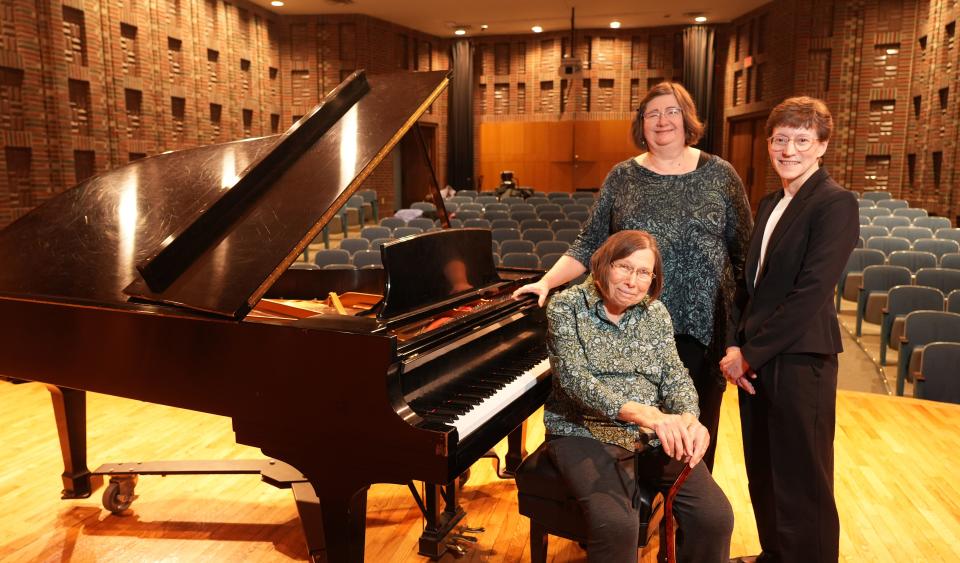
[480,24,488,30]
[694,16,707,23]
[532,25,543,33]
[454,28,466,36]
[610,21,621,29]
[270,0,284,6]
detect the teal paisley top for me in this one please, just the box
[544,277,700,450]
[567,155,752,378]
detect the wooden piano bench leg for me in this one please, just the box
[529,518,549,563]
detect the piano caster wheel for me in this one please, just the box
[102,475,138,514]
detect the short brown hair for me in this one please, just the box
[765,96,833,141]
[590,230,664,302]
[631,82,704,150]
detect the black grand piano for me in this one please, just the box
[0,70,552,561]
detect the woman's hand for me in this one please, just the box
[720,346,756,395]
[680,413,711,468]
[512,280,551,307]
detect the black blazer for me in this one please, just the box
[729,167,859,371]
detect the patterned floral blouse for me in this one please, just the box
[567,154,752,370]
[544,278,700,450]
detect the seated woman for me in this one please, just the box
[543,230,734,563]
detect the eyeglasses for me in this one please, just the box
[611,262,656,282]
[641,107,683,121]
[768,134,817,152]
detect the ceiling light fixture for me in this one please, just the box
[610,21,621,29]
[532,25,543,33]
[694,16,707,23]
[454,28,466,36]
[480,24,488,30]
[270,0,284,5]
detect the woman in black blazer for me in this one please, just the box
[721,97,859,563]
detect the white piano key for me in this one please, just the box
[452,356,551,439]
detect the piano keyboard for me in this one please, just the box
[410,346,551,440]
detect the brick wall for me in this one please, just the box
[721,0,960,222]
[0,2,448,227]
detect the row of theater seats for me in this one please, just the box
[841,191,960,403]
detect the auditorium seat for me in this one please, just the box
[464,219,492,229]
[314,248,352,268]
[859,225,890,241]
[861,207,893,220]
[379,217,407,230]
[948,290,960,313]
[522,228,555,245]
[837,248,886,310]
[393,226,424,238]
[941,253,960,271]
[915,268,960,295]
[897,311,960,395]
[877,199,909,211]
[893,208,927,220]
[873,216,911,230]
[352,249,383,268]
[890,226,935,244]
[555,229,580,244]
[935,228,960,244]
[339,237,370,255]
[491,219,521,230]
[913,238,960,261]
[501,252,540,269]
[856,265,912,336]
[535,240,570,257]
[887,250,937,273]
[408,218,436,230]
[865,236,911,255]
[862,191,893,202]
[914,342,960,403]
[492,228,522,244]
[913,216,952,231]
[500,240,535,255]
[520,219,550,231]
[360,226,392,241]
[879,285,944,365]
[539,253,565,270]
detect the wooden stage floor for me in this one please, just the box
[1,380,958,562]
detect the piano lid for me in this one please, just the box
[0,70,449,319]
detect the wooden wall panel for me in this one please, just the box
[479,120,635,192]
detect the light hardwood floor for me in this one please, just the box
[1,377,959,562]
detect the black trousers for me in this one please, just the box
[739,353,840,563]
[545,436,734,563]
[674,334,724,472]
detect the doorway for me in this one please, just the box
[727,115,769,214]
[400,123,437,209]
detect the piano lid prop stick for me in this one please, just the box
[328,292,347,315]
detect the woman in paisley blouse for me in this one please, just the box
[514,81,752,471]
[543,230,733,563]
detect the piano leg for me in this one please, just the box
[292,481,368,563]
[47,385,98,499]
[417,481,466,558]
[503,420,529,476]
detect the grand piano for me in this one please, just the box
[0,70,552,562]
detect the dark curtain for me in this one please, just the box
[683,26,716,152]
[447,40,475,189]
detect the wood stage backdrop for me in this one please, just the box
[0,382,958,562]
[478,120,637,193]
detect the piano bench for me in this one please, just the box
[516,439,689,563]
